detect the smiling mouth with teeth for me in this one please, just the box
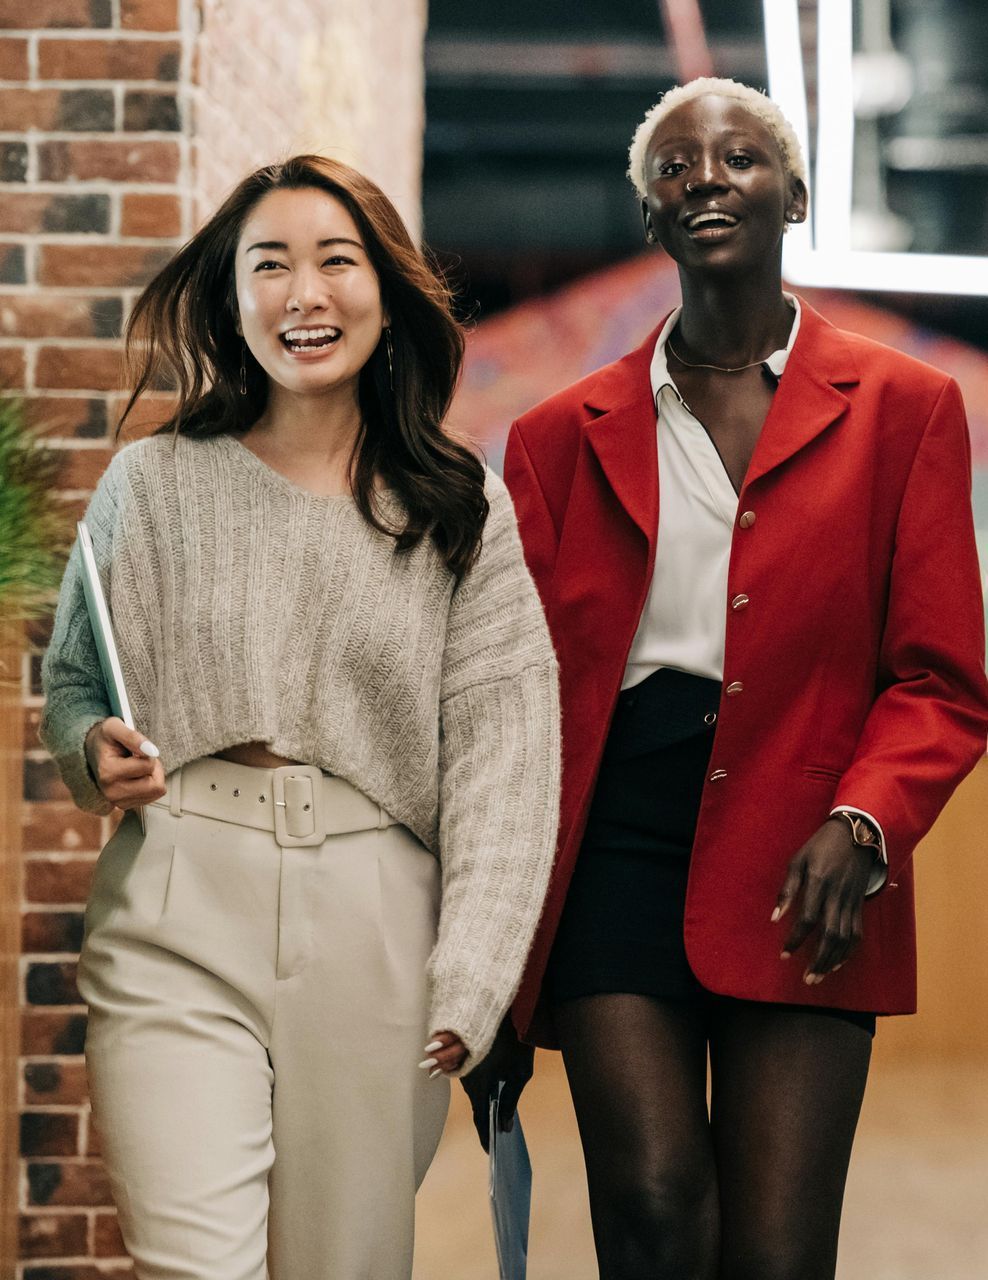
[685,211,740,231]
[280,326,342,353]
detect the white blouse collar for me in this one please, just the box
[650,293,802,406]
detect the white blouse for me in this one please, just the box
[622,297,800,690]
[622,297,887,887]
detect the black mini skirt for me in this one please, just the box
[545,666,876,1036]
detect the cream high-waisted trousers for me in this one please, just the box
[78,757,450,1280]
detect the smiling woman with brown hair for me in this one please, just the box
[40,156,560,1280]
[468,79,988,1280]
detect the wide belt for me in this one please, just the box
[152,757,395,848]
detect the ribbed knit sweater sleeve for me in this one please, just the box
[39,452,127,816]
[428,473,561,1071]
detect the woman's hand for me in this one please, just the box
[458,1015,535,1153]
[772,818,876,983]
[84,717,166,810]
[420,1030,468,1080]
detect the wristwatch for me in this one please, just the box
[833,810,880,852]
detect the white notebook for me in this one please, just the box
[76,521,145,832]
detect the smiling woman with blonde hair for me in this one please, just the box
[475,78,988,1280]
[40,155,560,1280]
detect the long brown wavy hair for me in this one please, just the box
[119,155,487,577]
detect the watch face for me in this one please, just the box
[852,818,877,846]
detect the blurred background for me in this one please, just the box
[1,2,986,1278]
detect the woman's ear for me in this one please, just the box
[642,201,656,244]
[787,178,808,226]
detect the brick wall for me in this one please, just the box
[1,1,426,1274]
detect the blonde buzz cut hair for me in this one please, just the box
[627,76,808,199]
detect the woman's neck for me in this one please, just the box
[675,269,793,369]
[243,384,364,494]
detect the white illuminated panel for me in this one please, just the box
[762,0,988,295]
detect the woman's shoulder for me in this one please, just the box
[481,467,522,533]
[810,311,955,405]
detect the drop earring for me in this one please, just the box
[240,342,247,395]
[384,327,394,390]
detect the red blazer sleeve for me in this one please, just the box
[503,422,559,602]
[833,377,988,883]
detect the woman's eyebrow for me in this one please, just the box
[244,237,364,252]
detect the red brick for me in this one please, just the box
[1,140,27,181]
[25,857,97,905]
[25,757,72,803]
[0,241,26,282]
[0,344,26,386]
[120,0,178,32]
[0,294,120,339]
[0,36,29,77]
[23,801,103,852]
[111,390,176,438]
[22,911,85,954]
[0,0,110,28]
[36,347,123,392]
[27,613,54,647]
[22,395,109,439]
[85,1117,101,1156]
[54,494,90,522]
[26,1159,114,1207]
[0,192,111,236]
[121,192,181,238]
[0,88,113,132]
[25,960,80,1005]
[20,1010,87,1055]
[93,1211,125,1257]
[122,89,179,131]
[38,35,180,80]
[18,1211,89,1259]
[39,140,179,184]
[39,243,172,288]
[0,87,60,129]
[52,445,116,488]
[20,1111,80,1157]
[24,1059,91,1105]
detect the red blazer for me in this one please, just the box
[504,298,988,1044]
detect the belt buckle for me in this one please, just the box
[272,765,326,847]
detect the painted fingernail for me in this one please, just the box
[423,1040,443,1053]
[139,741,160,758]
[429,1067,443,1079]
[418,1058,438,1070]
[770,906,782,923]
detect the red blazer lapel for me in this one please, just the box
[582,324,663,545]
[745,299,861,490]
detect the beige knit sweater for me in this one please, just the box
[41,432,561,1068]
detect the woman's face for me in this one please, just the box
[641,94,806,273]
[234,187,386,401]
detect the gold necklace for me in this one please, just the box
[666,336,774,373]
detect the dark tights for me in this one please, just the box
[555,994,872,1280]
